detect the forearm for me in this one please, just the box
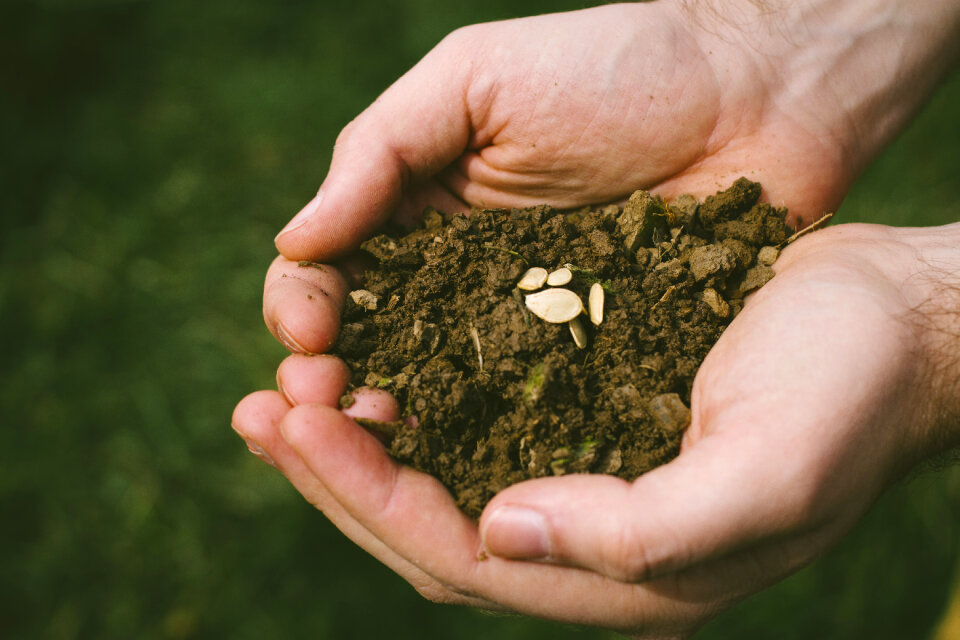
[674,0,960,187]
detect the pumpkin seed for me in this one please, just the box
[569,316,588,349]
[517,267,548,290]
[524,288,584,323]
[588,282,604,326]
[546,267,573,286]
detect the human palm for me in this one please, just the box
[235,1,960,636]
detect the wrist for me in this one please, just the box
[673,0,960,192]
[895,222,960,454]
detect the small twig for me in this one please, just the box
[469,324,484,372]
[652,284,678,312]
[780,212,834,248]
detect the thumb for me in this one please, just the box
[275,34,474,261]
[479,434,808,583]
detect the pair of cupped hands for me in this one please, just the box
[232,3,960,637]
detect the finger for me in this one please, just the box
[232,391,489,608]
[274,34,474,261]
[276,354,351,406]
[263,256,347,354]
[280,405,479,578]
[340,387,401,423]
[231,390,291,467]
[278,404,723,633]
[275,354,402,425]
[478,433,806,584]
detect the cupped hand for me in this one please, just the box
[258,0,882,369]
[274,1,876,263]
[235,1,960,636]
[235,222,959,637]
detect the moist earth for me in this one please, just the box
[332,177,792,518]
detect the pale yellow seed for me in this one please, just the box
[517,267,548,291]
[524,288,584,323]
[569,316,588,349]
[588,282,604,326]
[546,267,573,286]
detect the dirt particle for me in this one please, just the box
[649,393,692,434]
[700,287,731,318]
[689,245,735,283]
[757,245,780,266]
[348,289,378,311]
[739,265,776,294]
[618,190,669,252]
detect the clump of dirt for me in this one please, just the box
[333,177,791,518]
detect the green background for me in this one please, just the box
[2,1,958,638]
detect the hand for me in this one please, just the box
[271,0,958,263]
[235,222,960,637]
[235,1,960,636]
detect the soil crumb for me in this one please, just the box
[332,177,792,518]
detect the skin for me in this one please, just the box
[233,1,960,636]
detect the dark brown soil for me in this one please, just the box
[333,178,791,518]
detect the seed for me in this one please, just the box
[568,316,588,349]
[517,267,548,290]
[546,267,573,286]
[524,288,584,323]
[588,282,604,326]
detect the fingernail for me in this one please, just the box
[276,322,310,354]
[245,440,276,467]
[482,506,550,560]
[277,374,294,405]
[276,190,323,241]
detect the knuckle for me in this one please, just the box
[437,24,477,49]
[333,118,360,150]
[604,518,694,583]
[604,522,655,583]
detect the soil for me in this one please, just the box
[333,177,792,518]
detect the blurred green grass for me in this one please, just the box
[1,1,957,638]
